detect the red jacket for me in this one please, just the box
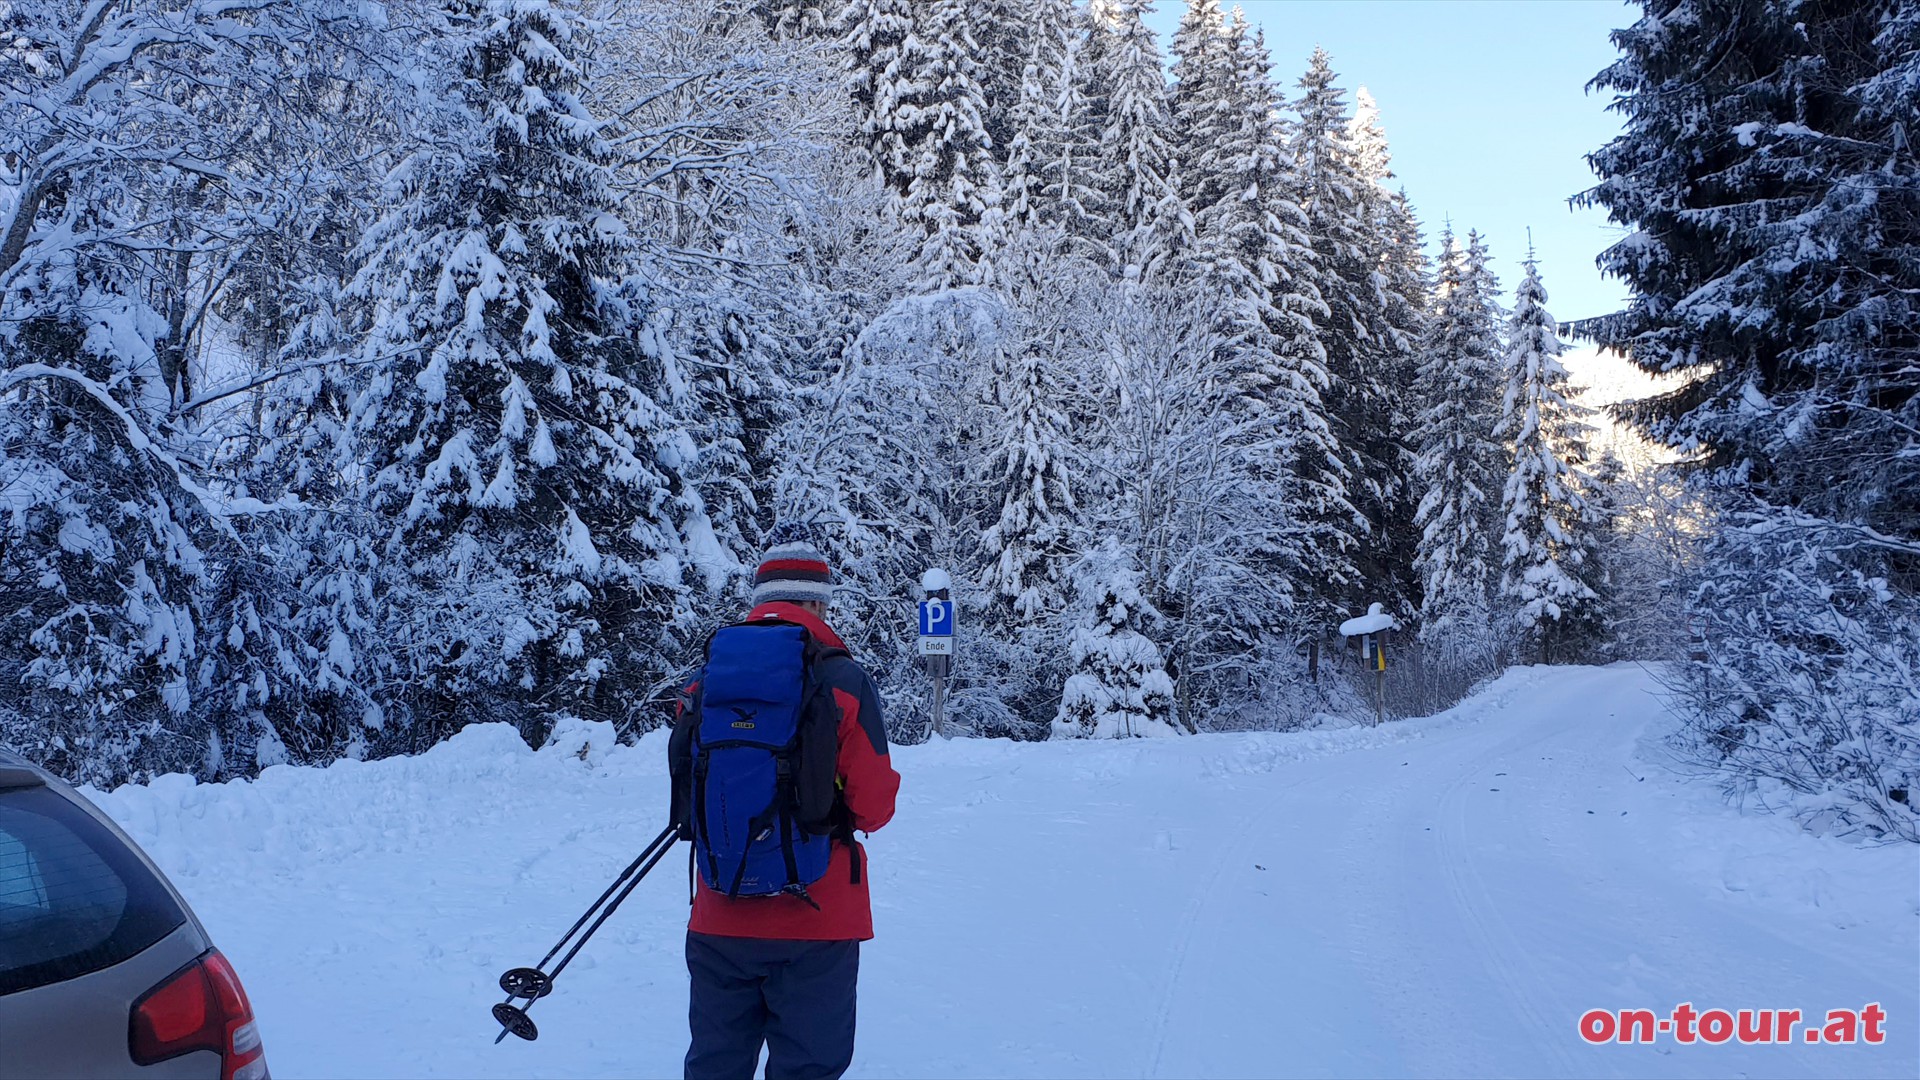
[682,602,900,941]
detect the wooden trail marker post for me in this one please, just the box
[1339,603,1399,727]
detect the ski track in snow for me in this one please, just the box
[83,664,1919,1079]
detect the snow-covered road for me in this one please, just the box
[90,664,1917,1078]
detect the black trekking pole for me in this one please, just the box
[491,823,680,1043]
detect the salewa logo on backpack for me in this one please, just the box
[669,621,849,906]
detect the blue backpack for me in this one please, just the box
[670,621,845,904]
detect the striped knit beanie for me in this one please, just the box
[751,524,834,607]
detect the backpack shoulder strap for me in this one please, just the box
[793,644,865,885]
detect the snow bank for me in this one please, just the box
[85,722,666,892]
[1631,701,1918,933]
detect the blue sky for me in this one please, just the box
[1144,0,1635,322]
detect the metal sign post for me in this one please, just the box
[929,662,947,741]
[918,568,955,739]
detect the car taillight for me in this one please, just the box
[130,949,269,1080]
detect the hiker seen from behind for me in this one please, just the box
[669,527,900,1080]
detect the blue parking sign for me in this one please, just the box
[918,599,954,637]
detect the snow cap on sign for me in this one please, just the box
[1339,602,1398,637]
[921,567,952,594]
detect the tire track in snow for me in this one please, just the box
[1429,718,1584,1077]
[1144,770,1318,1079]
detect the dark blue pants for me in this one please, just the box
[684,932,860,1080]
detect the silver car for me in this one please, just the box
[0,750,269,1079]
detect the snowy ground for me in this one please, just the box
[88,664,1917,1079]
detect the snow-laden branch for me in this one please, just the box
[1738,506,1920,559]
[0,363,287,523]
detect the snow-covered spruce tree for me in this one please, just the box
[838,0,998,290]
[1575,448,1632,656]
[1053,539,1179,739]
[837,0,917,191]
[1235,22,1355,637]
[969,245,1097,736]
[1170,0,1259,408]
[1349,92,1432,379]
[1170,6,1342,659]
[998,0,1075,235]
[1170,0,1236,209]
[1460,230,1505,334]
[1292,48,1407,625]
[964,0,1039,172]
[1018,0,1113,265]
[903,0,1001,290]
[1496,254,1604,664]
[0,0,393,784]
[974,6,1111,734]
[1346,88,1393,213]
[751,0,833,40]
[982,157,1088,605]
[1410,226,1506,663]
[1082,0,1192,282]
[995,21,1054,249]
[201,285,387,774]
[1348,86,1430,625]
[0,306,216,786]
[1581,0,1918,839]
[336,1,698,748]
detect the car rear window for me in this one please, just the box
[0,785,186,996]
